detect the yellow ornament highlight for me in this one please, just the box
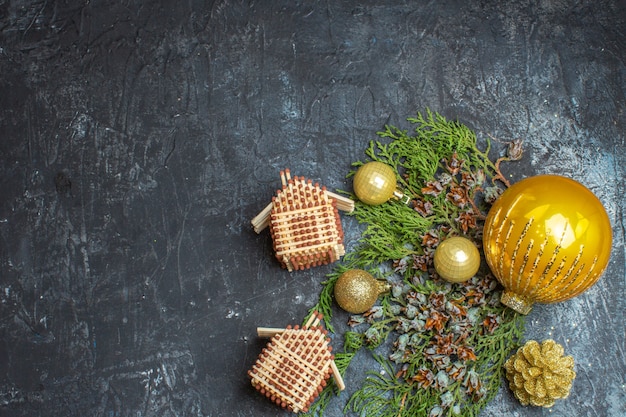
[353,161,405,205]
[433,236,481,283]
[483,175,612,314]
[334,269,391,314]
[504,339,576,407]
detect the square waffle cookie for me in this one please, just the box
[249,312,345,413]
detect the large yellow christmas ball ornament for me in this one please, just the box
[483,175,612,314]
[433,236,481,283]
[334,269,391,314]
[353,161,405,206]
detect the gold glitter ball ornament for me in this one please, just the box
[334,269,391,314]
[433,236,481,283]
[483,175,612,314]
[353,161,406,205]
[504,339,576,408]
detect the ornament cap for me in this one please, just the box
[376,279,392,296]
[392,189,411,205]
[501,290,533,315]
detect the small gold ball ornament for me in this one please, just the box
[334,269,391,314]
[504,339,576,408]
[353,161,406,205]
[433,236,481,283]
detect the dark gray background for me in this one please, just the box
[0,1,624,416]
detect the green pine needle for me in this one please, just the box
[305,110,526,417]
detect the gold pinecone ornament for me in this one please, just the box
[504,339,576,407]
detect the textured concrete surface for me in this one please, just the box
[0,1,624,416]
